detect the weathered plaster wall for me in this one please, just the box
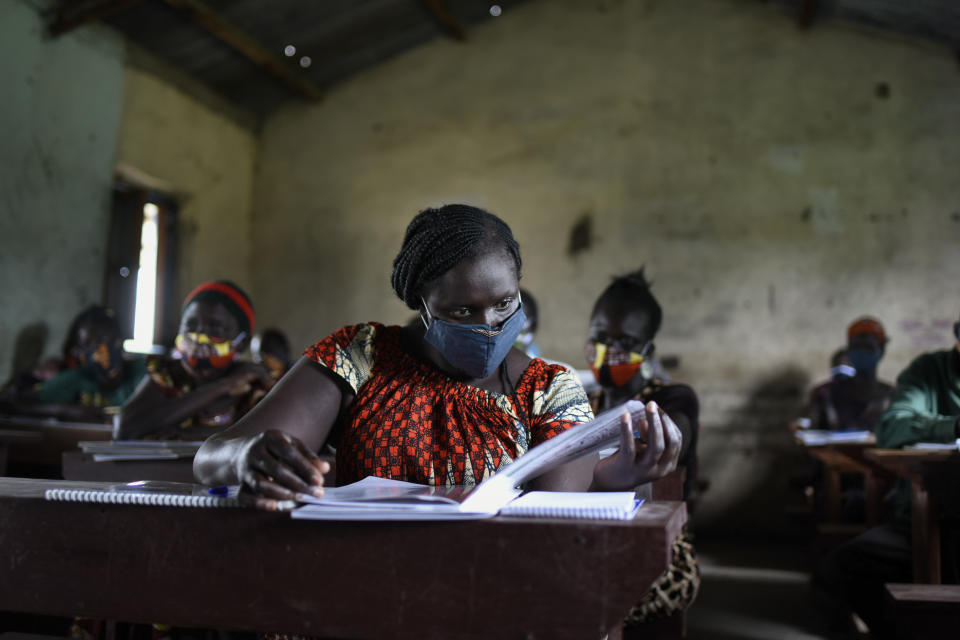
[252,0,959,530]
[0,0,125,380]
[115,65,257,310]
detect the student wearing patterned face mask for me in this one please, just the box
[117,280,273,440]
[585,268,700,630]
[2,306,147,421]
[195,205,683,512]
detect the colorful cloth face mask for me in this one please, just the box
[585,341,651,387]
[80,342,124,382]
[175,332,244,376]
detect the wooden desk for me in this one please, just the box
[0,478,685,639]
[885,583,960,639]
[61,452,338,485]
[0,415,112,470]
[865,448,960,584]
[798,437,891,527]
[61,451,197,483]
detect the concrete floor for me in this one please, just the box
[686,535,844,640]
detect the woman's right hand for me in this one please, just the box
[236,429,329,510]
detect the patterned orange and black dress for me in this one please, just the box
[304,323,594,486]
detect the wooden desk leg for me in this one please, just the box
[911,482,941,584]
[864,470,881,526]
[825,468,843,521]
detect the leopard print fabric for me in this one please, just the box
[624,529,700,625]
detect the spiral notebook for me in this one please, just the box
[44,481,241,508]
[499,491,642,520]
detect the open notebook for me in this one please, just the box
[291,399,652,521]
[291,476,642,521]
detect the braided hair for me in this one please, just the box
[593,267,662,337]
[391,205,523,310]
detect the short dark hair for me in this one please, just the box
[259,328,290,362]
[391,204,523,310]
[592,268,662,337]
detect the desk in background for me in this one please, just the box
[0,477,684,639]
[796,433,892,529]
[865,448,960,584]
[61,451,197,482]
[0,415,112,473]
[0,429,42,475]
[61,451,338,485]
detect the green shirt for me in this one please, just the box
[875,348,960,521]
[36,358,147,408]
[876,349,960,448]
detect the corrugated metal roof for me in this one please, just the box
[50,0,960,119]
[772,0,960,45]
[67,0,520,116]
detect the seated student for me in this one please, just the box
[585,269,700,627]
[813,314,960,638]
[1,306,146,421]
[801,317,895,432]
[117,281,273,441]
[195,205,682,508]
[513,287,542,358]
[252,327,292,382]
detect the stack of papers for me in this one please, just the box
[795,430,875,446]
[78,440,205,462]
[904,440,960,452]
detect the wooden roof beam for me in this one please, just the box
[421,0,466,41]
[161,0,323,101]
[49,0,143,37]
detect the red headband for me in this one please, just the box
[847,317,886,343]
[183,281,255,334]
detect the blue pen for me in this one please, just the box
[208,486,230,497]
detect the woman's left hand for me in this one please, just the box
[590,400,683,491]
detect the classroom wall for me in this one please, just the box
[251,0,960,530]
[0,0,125,381]
[114,65,258,314]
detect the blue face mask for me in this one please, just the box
[421,299,527,380]
[847,349,882,376]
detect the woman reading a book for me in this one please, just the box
[194,205,683,508]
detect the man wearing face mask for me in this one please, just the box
[117,280,273,440]
[813,315,960,637]
[804,317,895,432]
